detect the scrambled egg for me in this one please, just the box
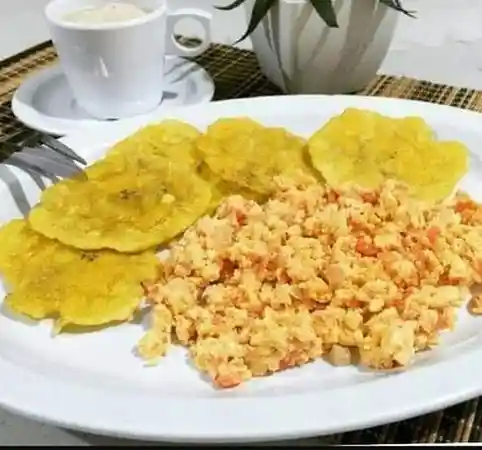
[138,176,482,388]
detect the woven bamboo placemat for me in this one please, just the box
[2,41,482,445]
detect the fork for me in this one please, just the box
[2,133,88,180]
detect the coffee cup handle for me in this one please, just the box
[165,9,212,58]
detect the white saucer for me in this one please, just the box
[12,56,215,136]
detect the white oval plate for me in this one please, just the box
[11,57,215,136]
[2,95,482,443]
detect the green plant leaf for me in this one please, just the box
[309,0,339,28]
[379,0,416,18]
[215,0,248,12]
[235,0,278,43]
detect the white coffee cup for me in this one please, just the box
[45,0,212,120]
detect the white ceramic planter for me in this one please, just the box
[244,0,398,94]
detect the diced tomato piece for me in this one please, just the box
[455,199,475,213]
[346,299,362,308]
[426,226,441,245]
[326,189,339,203]
[214,375,242,389]
[361,192,378,204]
[355,238,379,257]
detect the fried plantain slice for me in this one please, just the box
[28,153,213,253]
[308,108,468,201]
[0,219,158,330]
[394,139,469,201]
[105,119,201,170]
[196,117,316,196]
[197,161,263,213]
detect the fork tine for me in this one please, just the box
[23,146,82,172]
[6,154,56,179]
[4,139,86,175]
[8,152,84,179]
[24,151,84,179]
[38,134,88,165]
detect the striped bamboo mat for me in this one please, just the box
[1,41,482,444]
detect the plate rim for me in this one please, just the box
[11,59,215,137]
[2,94,482,443]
